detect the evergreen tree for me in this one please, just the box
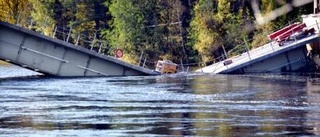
[28,0,109,48]
[1,0,314,67]
[106,0,189,66]
[189,0,247,63]
[106,0,146,64]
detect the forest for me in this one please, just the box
[0,0,314,68]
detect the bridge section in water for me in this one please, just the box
[0,21,158,77]
[197,34,320,74]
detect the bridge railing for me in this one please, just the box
[0,7,109,55]
[1,10,158,70]
[200,17,320,73]
[3,7,320,73]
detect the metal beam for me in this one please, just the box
[0,21,159,77]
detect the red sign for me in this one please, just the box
[114,48,123,58]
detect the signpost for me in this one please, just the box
[114,48,124,58]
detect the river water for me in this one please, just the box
[0,65,320,136]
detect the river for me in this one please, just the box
[0,65,320,136]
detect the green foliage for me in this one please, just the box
[1,0,314,67]
[250,0,307,48]
[106,0,190,65]
[250,0,276,48]
[189,0,248,63]
[28,0,56,35]
[28,0,110,51]
[107,0,146,53]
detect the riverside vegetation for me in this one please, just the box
[0,0,313,68]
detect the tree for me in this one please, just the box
[28,0,56,36]
[156,0,188,62]
[28,0,110,52]
[1,0,313,68]
[189,0,247,63]
[106,0,145,64]
[250,0,312,48]
[0,0,30,26]
[180,0,196,64]
[106,0,193,66]
[188,0,302,64]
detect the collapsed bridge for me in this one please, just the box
[0,21,159,77]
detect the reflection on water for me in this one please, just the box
[0,65,320,136]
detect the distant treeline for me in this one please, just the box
[0,0,313,67]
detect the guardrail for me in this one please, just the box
[203,18,320,73]
[3,7,319,73]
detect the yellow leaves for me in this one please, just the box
[216,0,230,22]
[251,33,268,48]
[196,31,211,52]
[191,0,235,62]
[0,0,30,24]
[42,24,55,36]
[73,21,96,37]
[75,4,87,20]
[251,23,273,48]
[194,28,222,63]
[0,7,10,22]
[27,0,58,36]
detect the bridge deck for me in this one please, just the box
[0,21,159,77]
[197,34,320,74]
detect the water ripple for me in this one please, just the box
[0,67,320,136]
